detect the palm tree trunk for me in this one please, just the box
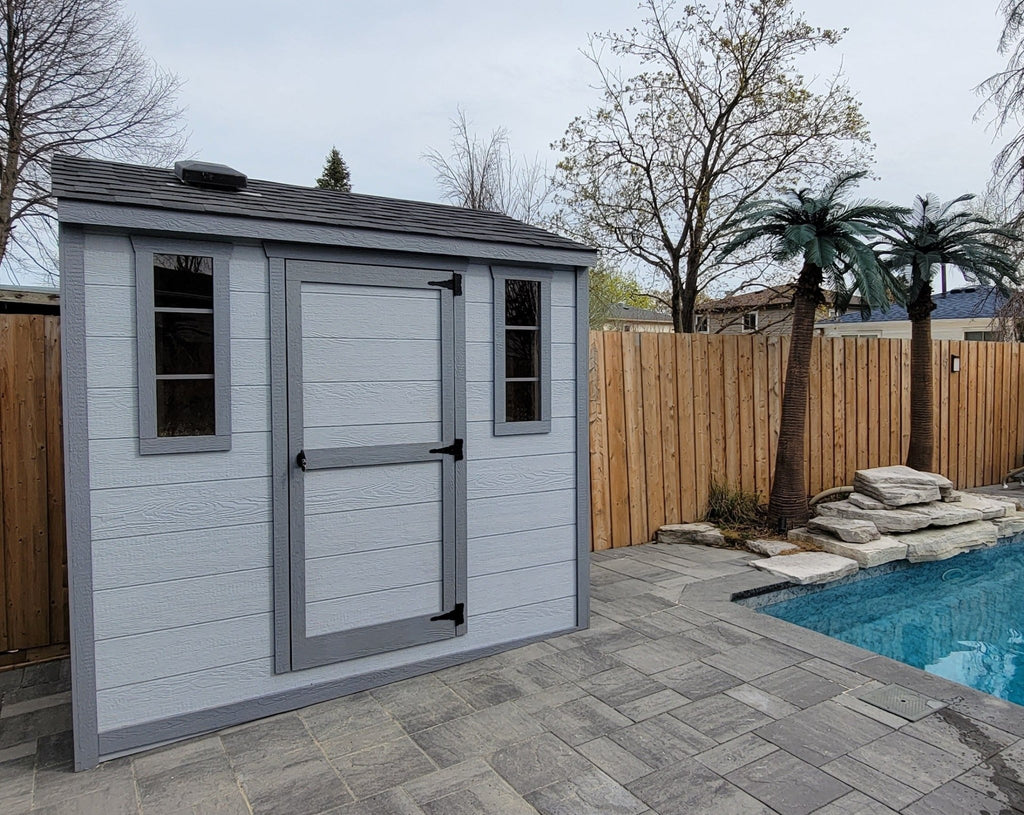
[767,261,822,531]
[906,283,935,471]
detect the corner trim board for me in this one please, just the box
[60,224,101,770]
[96,625,582,759]
[575,266,591,628]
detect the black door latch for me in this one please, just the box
[429,439,464,461]
[431,603,465,626]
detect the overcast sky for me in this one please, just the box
[118,0,1012,290]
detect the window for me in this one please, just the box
[492,268,551,435]
[964,330,1001,341]
[133,238,232,454]
[695,314,709,333]
[743,311,758,332]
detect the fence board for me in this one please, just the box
[589,332,1024,549]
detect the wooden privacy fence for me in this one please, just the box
[0,314,68,658]
[589,332,1024,550]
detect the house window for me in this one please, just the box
[133,238,232,454]
[492,268,551,435]
[743,311,758,332]
[964,330,1001,341]
[695,314,709,333]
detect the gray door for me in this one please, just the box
[283,260,465,671]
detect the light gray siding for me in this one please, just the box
[82,243,579,742]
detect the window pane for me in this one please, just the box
[156,379,216,437]
[505,279,539,326]
[505,329,539,378]
[155,312,214,375]
[154,253,213,308]
[505,380,539,422]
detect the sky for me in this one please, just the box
[104,1,1015,288]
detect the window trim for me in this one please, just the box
[743,311,758,332]
[132,236,233,454]
[492,266,552,435]
[695,314,709,333]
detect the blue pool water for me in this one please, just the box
[761,541,1024,706]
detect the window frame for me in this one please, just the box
[964,330,1001,341]
[695,314,709,333]
[743,311,759,332]
[132,236,233,454]
[492,266,552,436]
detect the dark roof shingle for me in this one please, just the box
[817,286,1006,324]
[52,155,593,254]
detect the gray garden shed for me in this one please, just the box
[54,155,596,770]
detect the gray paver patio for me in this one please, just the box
[3,541,1024,813]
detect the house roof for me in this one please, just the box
[52,155,592,254]
[817,286,1007,324]
[697,283,858,313]
[605,303,672,323]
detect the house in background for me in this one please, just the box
[695,283,855,335]
[602,302,673,332]
[816,285,1010,340]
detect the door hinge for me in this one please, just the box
[428,273,462,296]
[429,438,464,461]
[296,450,307,471]
[431,603,465,626]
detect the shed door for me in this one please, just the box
[283,260,465,671]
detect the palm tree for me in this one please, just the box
[721,172,904,530]
[886,195,1020,472]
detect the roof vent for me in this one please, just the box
[174,160,247,191]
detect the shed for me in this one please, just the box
[54,155,596,770]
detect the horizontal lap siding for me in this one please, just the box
[82,248,578,735]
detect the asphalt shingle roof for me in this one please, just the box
[52,155,593,254]
[817,286,1006,323]
[606,303,672,322]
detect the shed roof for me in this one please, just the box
[817,286,1006,324]
[52,155,591,254]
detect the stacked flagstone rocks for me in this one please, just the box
[750,465,1024,584]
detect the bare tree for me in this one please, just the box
[424,108,552,226]
[1,0,185,282]
[553,0,872,332]
[978,1,1024,208]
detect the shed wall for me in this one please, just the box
[81,234,579,738]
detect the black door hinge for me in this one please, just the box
[431,603,465,626]
[429,438,464,461]
[428,273,462,296]
[296,450,307,471]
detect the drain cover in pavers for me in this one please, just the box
[750,552,858,584]
[858,684,946,721]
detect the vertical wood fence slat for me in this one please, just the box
[44,318,67,643]
[588,332,1024,550]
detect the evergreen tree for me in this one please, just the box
[316,147,352,191]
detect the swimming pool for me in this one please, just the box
[756,538,1024,706]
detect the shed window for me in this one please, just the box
[133,239,232,454]
[492,268,551,435]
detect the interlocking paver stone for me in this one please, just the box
[578,666,666,708]
[847,730,978,793]
[371,675,475,733]
[526,767,647,815]
[535,695,633,746]
[334,787,427,815]
[820,755,922,811]
[726,750,852,815]
[614,634,716,675]
[901,779,1016,815]
[693,732,778,775]
[411,702,544,768]
[752,665,848,708]
[488,732,593,794]
[651,660,743,699]
[626,756,773,815]
[703,638,812,681]
[616,689,689,721]
[609,712,717,768]
[576,737,654,785]
[331,737,435,799]
[537,645,621,682]
[755,700,892,767]
[672,693,773,742]
[725,683,801,719]
[812,791,899,814]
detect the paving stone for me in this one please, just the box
[371,675,476,733]
[421,778,538,815]
[955,762,1024,813]
[807,516,881,543]
[189,789,252,815]
[220,715,315,767]
[847,730,976,793]
[576,737,654,785]
[330,737,435,799]
[746,539,801,556]
[751,665,847,709]
[526,767,647,815]
[684,620,762,651]
[797,658,873,689]
[726,750,852,815]
[514,682,588,715]
[297,692,393,744]
[535,696,633,746]
[788,529,908,568]
[620,610,698,638]
[578,666,667,708]
[812,791,899,814]
[334,788,427,815]
[901,779,1014,815]
[626,756,773,815]
[447,672,525,709]
[672,693,773,742]
[410,702,544,768]
[0,755,34,814]
[900,708,1016,764]
[488,732,593,794]
[724,684,801,719]
[616,689,689,722]
[319,719,408,759]
[755,701,892,767]
[401,758,497,804]
[703,639,812,682]
[0,740,36,765]
[0,700,71,749]
[35,729,74,769]
[536,645,622,681]
[693,732,778,775]
[751,551,859,584]
[852,466,943,506]
[609,712,717,768]
[651,661,743,699]
[30,781,140,815]
[575,627,652,655]
[614,634,716,675]
[589,593,677,623]
[134,747,241,815]
[491,660,566,696]
[0,690,70,719]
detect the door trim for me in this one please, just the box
[270,257,467,673]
